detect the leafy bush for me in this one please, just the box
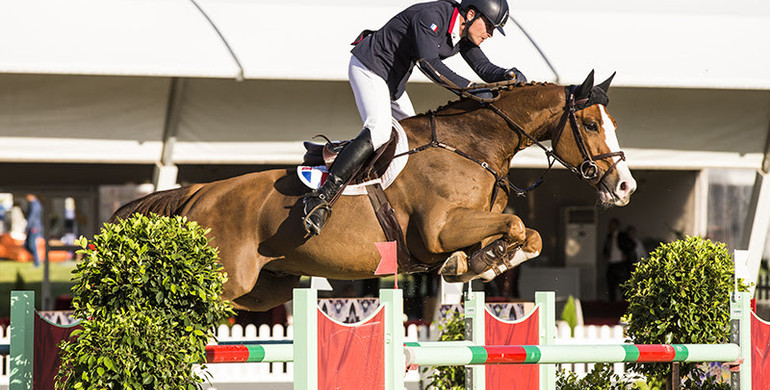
[424,309,466,389]
[621,236,748,385]
[56,213,234,389]
[556,363,634,390]
[561,295,578,337]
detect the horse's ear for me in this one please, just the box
[596,72,616,93]
[575,70,595,100]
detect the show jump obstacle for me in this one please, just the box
[6,289,769,390]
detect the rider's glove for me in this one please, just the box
[507,67,527,83]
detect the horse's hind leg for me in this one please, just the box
[232,270,301,312]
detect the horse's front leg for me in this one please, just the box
[426,208,541,282]
[474,227,542,282]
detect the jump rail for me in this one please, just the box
[4,289,761,390]
[404,343,741,366]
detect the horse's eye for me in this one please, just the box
[585,122,599,132]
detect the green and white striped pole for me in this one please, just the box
[204,344,293,363]
[404,343,741,366]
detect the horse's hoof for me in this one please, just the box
[438,251,468,276]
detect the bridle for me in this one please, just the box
[486,86,626,187]
[394,82,626,208]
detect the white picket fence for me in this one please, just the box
[555,321,627,377]
[0,321,625,388]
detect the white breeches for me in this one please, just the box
[348,55,416,149]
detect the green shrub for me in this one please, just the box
[56,213,234,390]
[561,295,578,337]
[556,363,634,390]
[621,236,748,386]
[424,309,466,390]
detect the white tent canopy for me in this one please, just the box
[0,0,768,89]
[0,0,768,167]
[0,75,768,168]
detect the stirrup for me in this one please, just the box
[303,202,332,235]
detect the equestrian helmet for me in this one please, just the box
[460,0,510,36]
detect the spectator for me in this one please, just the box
[624,225,646,264]
[603,218,633,301]
[24,194,44,267]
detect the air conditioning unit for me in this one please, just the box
[562,207,598,300]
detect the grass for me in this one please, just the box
[0,260,78,318]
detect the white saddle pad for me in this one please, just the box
[297,119,409,196]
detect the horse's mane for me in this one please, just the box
[421,81,558,117]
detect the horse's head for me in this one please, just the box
[550,71,636,206]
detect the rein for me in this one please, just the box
[393,84,626,209]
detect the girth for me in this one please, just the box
[365,183,432,274]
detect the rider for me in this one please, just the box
[302,0,527,235]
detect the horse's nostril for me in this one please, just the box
[620,181,628,192]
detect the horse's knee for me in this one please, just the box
[232,271,300,312]
[523,228,542,255]
[504,215,527,243]
[222,269,260,303]
[222,281,253,304]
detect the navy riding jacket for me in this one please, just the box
[351,0,511,100]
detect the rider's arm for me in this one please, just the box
[412,9,472,88]
[459,40,512,83]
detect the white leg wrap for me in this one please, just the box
[479,250,540,281]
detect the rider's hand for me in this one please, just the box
[507,67,527,83]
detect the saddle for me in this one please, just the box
[300,129,430,274]
[302,129,399,184]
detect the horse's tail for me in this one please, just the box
[109,184,204,223]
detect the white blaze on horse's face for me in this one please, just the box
[598,106,636,206]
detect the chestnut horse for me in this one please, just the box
[112,71,636,311]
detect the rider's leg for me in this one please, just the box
[348,55,397,149]
[301,55,393,235]
[302,129,374,235]
[391,90,416,119]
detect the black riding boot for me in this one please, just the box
[302,129,375,235]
